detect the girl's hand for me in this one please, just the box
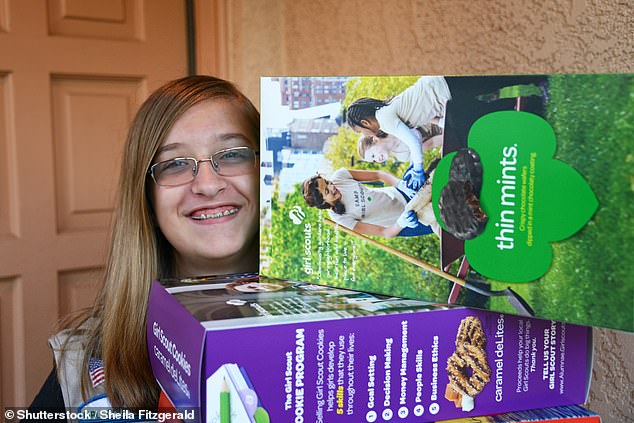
[404,164,426,190]
[397,210,419,228]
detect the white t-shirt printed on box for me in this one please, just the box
[384,130,420,163]
[376,76,451,166]
[327,168,407,230]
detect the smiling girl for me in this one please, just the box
[357,128,443,164]
[28,76,260,420]
[302,166,440,239]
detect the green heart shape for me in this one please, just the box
[432,111,598,282]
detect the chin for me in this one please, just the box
[204,239,247,259]
[178,220,258,271]
[210,234,257,262]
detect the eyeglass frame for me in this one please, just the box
[148,146,259,187]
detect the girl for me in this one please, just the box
[358,133,411,163]
[28,75,260,419]
[357,126,443,164]
[347,76,450,188]
[302,166,440,238]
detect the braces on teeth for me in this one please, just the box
[192,209,238,220]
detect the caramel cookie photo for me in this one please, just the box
[445,316,491,411]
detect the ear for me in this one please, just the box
[360,119,372,129]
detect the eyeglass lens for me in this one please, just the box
[151,147,256,186]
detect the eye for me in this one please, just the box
[156,158,192,175]
[168,159,190,168]
[217,148,250,162]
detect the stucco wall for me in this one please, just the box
[220,1,633,420]
[589,328,634,421]
[225,0,632,106]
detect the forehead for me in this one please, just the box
[158,99,255,155]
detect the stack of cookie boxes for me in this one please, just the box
[147,273,592,423]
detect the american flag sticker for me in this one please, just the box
[89,357,105,388]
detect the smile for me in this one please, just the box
[191,208,238,220]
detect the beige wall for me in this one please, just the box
[198,0,633,421]
[591,328,634,421]
[214,0,632,107]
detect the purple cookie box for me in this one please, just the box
[147,274,591,423]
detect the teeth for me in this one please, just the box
[192,208,238,220]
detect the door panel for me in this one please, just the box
[48,0,142,40]
[58,267,103,317]
[0,73,18,240]
[51,75,143,233]
[0,0,187,406]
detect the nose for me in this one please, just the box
[190,159,227,196]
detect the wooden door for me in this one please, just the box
[0,0,188,406]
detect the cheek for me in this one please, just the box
[235,173,259,215]
[151,185,180,228]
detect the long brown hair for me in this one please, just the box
[302,175,346,215]
[63,75,259,408]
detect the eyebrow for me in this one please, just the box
[156,133,254,156]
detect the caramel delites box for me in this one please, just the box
[147,273,592,423]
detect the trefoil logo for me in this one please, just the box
[289,205,306,225]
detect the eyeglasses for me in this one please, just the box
[149,146,259,187]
